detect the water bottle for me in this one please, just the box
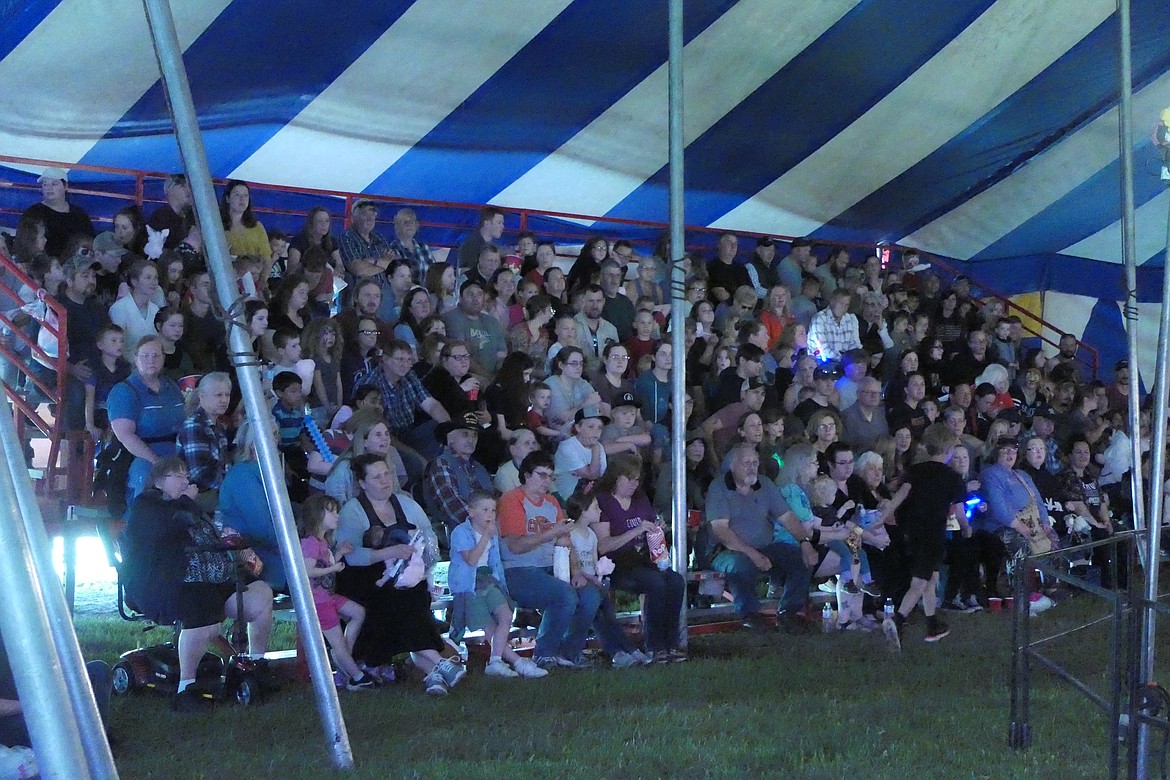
[884,598,895,621]
[822,602,834,633]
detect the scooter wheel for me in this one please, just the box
[235,674,260,707]
[112,662,135,696]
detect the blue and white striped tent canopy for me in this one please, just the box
[2,0,1169,373]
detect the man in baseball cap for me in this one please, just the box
[423,416,494,536]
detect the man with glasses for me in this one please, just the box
[598,260,634,341]
[498,452,602,669]
[353,337,450,460]
[709,443,815,634]
[573,284,618,375]
[444,279,507,376]
[841,376,889,452]
[946,329,994,389]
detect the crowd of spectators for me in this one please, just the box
[0,167,1149,699]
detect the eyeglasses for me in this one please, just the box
[359,329,380,336]
[834,460,853,466]
[532,470,554,479]
[445,353,471,361]
[608,354,630,361]
[565,360,584,367]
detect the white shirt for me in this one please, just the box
[555,436,607,498]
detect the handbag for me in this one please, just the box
[184,515,236,584]
[1012,472,1051,555]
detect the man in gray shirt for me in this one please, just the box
[708,444,816,634]
[841,376,889,452]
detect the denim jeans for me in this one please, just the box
[591,591,633,655]
[505,566,602,659]
[712,542,810,616]
[610,565,685,651]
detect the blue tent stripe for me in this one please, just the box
[818,0,1170,244]
[78,0,412,175]
[363,0,735,202]
[0,0,61,62]
[970,141,1166,261]
[600,0,996,226]
[1077,299,1129,382]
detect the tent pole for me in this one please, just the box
[0,399,118,779]
[667,0,688,646]
[0,399,97,780]
[140,0,354,769]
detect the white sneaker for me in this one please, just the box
[630,649,654,666]
[484,658,519,678]
[511,658,549,678]
[1029,594,1055,617]
[611,651,639,669]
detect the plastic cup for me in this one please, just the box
[1004,597,1015,611]
[988,597,1003,613]
[467,388,479,401]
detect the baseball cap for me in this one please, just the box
[38,167,68,184]
[63,253,102,277]
[574,406,610,425]
[92,232,127,255]
[1115,359,1129,372]
[613,391,640,409]
[459,278,484,296]
[756,236,775,248]
[433,416,481,443]
[813,365,839,381]
[741,378,767,393]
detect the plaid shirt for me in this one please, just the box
[423,449,493,529]
[352,364,432,435]
[807,307,861,362]
[340,227,392,272]
[388,237,435,283]
[179,407,228,490]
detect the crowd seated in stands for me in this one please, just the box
[0,166,1148,702]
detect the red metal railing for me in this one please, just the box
[0,153,1097,377]
[0,245,70,495]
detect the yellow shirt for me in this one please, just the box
[225,222,271,260]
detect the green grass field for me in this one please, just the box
[75,592,1164,780]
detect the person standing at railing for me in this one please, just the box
[147,173,194,251]
[341,199,394,284]
[20,167,94,260]
[456,206,505,270]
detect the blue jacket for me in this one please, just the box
[976,464,1049,535]
[217,461,287,591]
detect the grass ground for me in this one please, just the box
[76,592,1163,780]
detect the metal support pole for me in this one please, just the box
[667,0,688,647]
[0,400,95,780]
[140,0,354,769]
[1116,0,1145,577]
[0,402,118,778]
[1136,0,1170,762]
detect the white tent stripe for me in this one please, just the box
[1060,189,1170,265]
[229,0,571,193]
[489,0,860,217]
[0,0,229,167]
[710,0,1113,238]
[902,67,1170,260]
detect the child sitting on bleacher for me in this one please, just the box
[563,490,651,668]
[808,475,872,598]
[84,323,130,443]
[296,494,375,690]
[448,491,548,679]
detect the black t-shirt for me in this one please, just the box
[896,460,965,538]
[886,401,928,439]
[707,260,750,299]
[22,202,95,259]
[60,294,111,365]
[181,306,227,373]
